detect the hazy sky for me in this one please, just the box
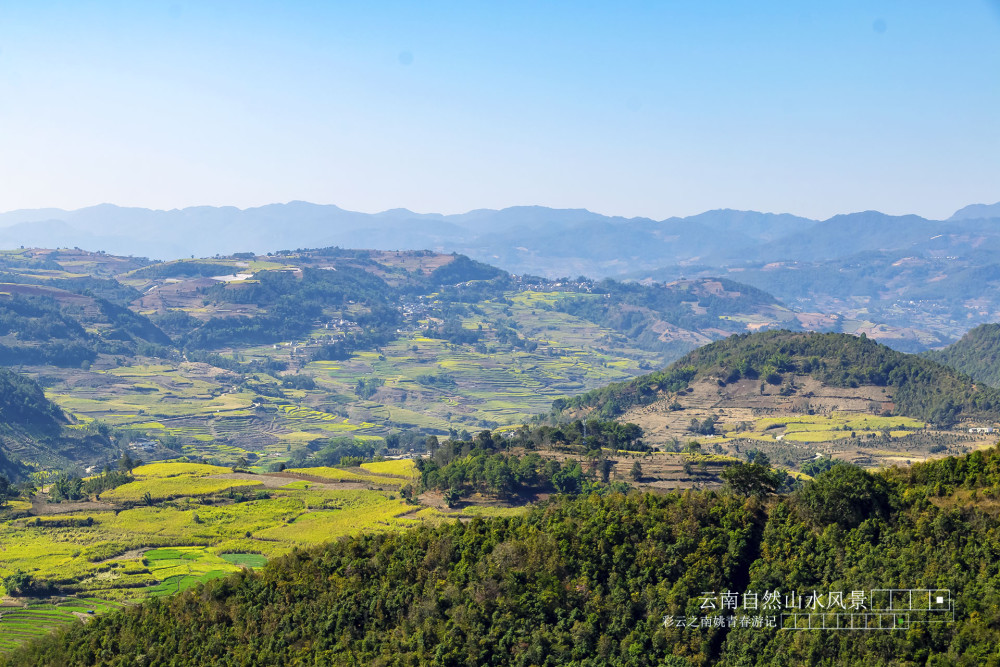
[0,1,998,220]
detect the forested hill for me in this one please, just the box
[557,330,1000,426]
[10,445,1000,666]
[924,323,1000,388]
[0,368,74,479]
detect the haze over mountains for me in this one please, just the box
[0,201,995,273]
[2,200,1000,351]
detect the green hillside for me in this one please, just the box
[560,330,1000,426]
[0,368,114,477]
[8,446,1000,666]
[924,323,1000,387]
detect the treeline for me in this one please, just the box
[48,455,141,502]
[554,364,697,418]
[130,262,236,279]
[183,350,287,375]
[900,445,1000,492]
[16,444,1000,665]
[418,451,628,503]
[428,422,646,463]
[280,436,386,470]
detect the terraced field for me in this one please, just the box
[720,413,926,444]
[0,459,461,653]
[0,599,124,652]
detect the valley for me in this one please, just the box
[1,248,999,658]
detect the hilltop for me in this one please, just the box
[557,330,1000,470]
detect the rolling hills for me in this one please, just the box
[0,247,842,477]
[5,201,1000,351]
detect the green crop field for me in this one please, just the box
[719,412,925,445]
[0,460,459,653]
[0,599,124,652]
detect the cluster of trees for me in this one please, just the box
[353,376,384,399]
[416,424,646,504]
[419,451,591,503]
[422,317,482,345]
[0,473,14,507]
[902,445,1000,491]
[494,320,538,352]
[719,453,787,498]
[80,468,134,497]
[47,473,85,502]
[183,350,287,375]
[284,437,385,469]
[47,454,140,502]
[310,328,397,361]
[1,571,55,597]
[428,422,646,463]
[280,374,315,390]
[689,414,718,435]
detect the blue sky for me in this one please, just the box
[0,1,997,220]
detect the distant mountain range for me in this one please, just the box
[0,201,994,273]
[2,200,999,350]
